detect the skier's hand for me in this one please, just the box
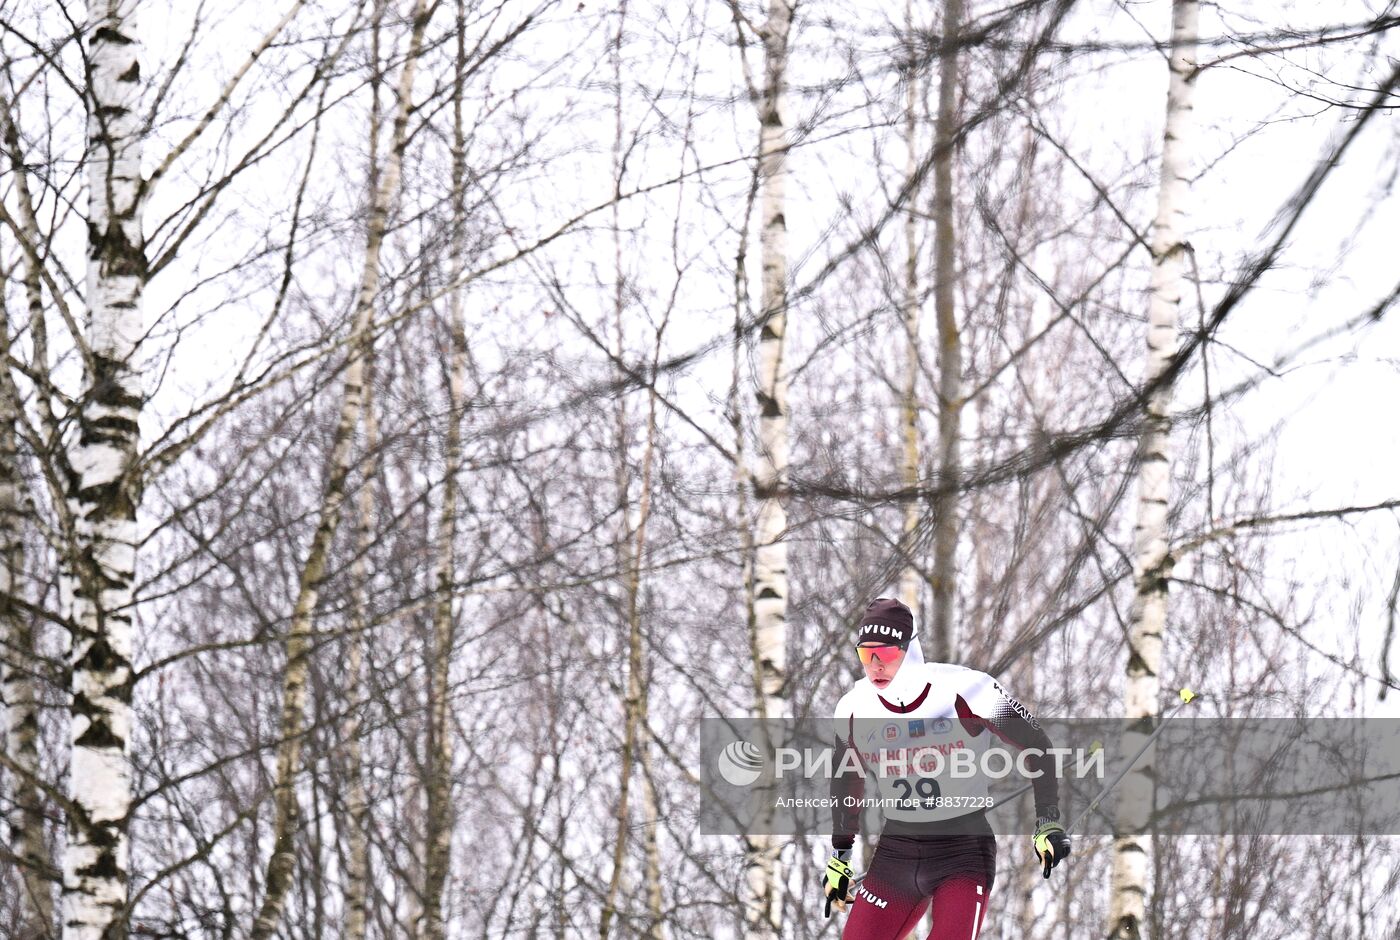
[822,852,855,917]
[1032,817,1072,879]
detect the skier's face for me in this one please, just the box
[857,643,905,690]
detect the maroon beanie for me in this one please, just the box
[855,597,914,647]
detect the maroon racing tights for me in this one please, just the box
[841,835,994,940]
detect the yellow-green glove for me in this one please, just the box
[1033,814,1072,879]
[823,852,855,917]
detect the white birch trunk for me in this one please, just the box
[342,351,378,940]
[751,0,791,722]
[929,0,963,661]
[340,12,389,935]
[421,320,463,940]
[898,7,922,616]
[634,336,666,940]
[2,441,53,940]
[744,0,792,933]
[640,748,665,939]
[421,7,469,930]
[3,340,54,940]
[1,105,69,496]
[1,103,57,938]
[600,9,639,935]
[63,3,144,936]
[1108,3,1198,937]
[599,14,668,926]
[599,395,660,939]
[729,138,765,940]
[250,3,430,935]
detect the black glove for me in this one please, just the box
[1033,812,1072,879]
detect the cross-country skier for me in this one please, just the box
[821,597,1070,938]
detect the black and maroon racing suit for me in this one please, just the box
[829,662,1061,939]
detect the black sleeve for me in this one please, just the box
[829,716,866,851]
[956,682,1060,819]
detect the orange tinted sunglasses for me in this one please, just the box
[856,644,905,665]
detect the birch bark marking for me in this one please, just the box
[250,2,431,936]
[1108,3,1197,937]
[64,2,144,937]
[744,0,791,933]
[929,0,963,660]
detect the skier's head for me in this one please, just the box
[855,597,916,691]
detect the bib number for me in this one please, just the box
[891,776,941,805]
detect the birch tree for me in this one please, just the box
[598,6,670,931]
[62,2,145,935]
[0,96,58,938]
[928,0,964,660]
[421,3,471,933]
[1,302,53,939]
[1108,2,1198,936]
[751,0,792,723]
[339,10,392,935]
[743,0,792,932]
[341,354,376,940]
[250,2,432,934]
[597,301,666,940]
[897,1,922,617]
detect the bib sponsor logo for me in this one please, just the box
[908,719,925,737]
[883,723,900,742]
[931,717,952,734]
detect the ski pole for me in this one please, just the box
[967,688,1201,828]
[1066,687,1198,834]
